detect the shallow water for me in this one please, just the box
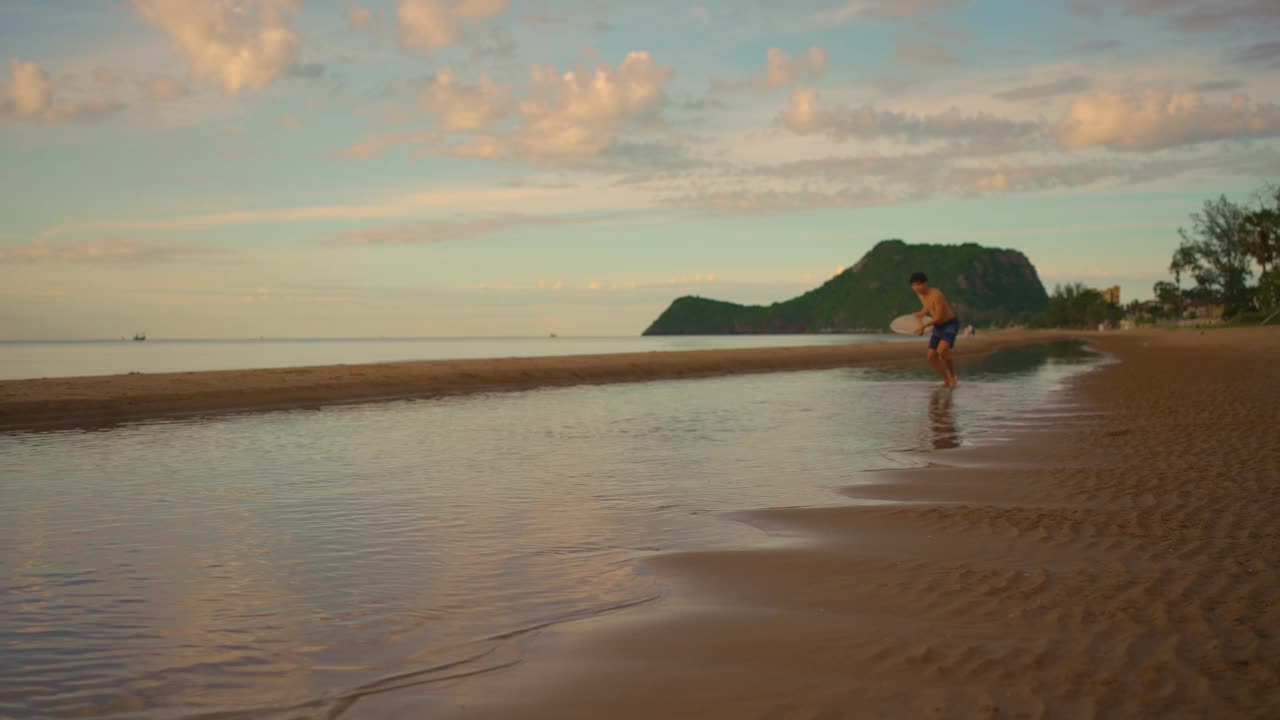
[0,342,1098,718]
[0,334,917,380]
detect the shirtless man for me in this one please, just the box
[909,271,959,388]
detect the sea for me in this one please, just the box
[0,335,920,381]
[0,338,1101,718]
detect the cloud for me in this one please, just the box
[93,66,121,87]
[455,0,508,15]
[1194,80,1243,93]
[893,38,955,66]
[334,214,613,246]
[993,76,1092,102]
[36,184,654,241]
[523,12,568,25]
[44,96,124,123]
[347,2,372,29]
[596,139,707,176]
[1070,39,1122,54]
[762,47,827,88]
[397,0,508,51]
[1055,88,1280,151]
[131,285,358,306]
[419,68,512,131]
[1232,41,1280,67]
[513,51,672,160]
[648,144,1280,216]
[131,0,300,95]
[397,1,454,49]
[339,132,412,159]
[8,59,51,116]
[468,26,518,63]
[779,87,1041,144]
[1129,0,1280,32]
[435,134,509,159]
[2,59,123,122]
[665,185,907,215]
[1068,0,1278,30]
[145,75,188,101]
[813,0,961,24]
[420,52,673,163]
[708,47,827,94]
[943,160,1148,195]
[1065,0,1102,17]
[288,61,326,79]
[0,238,223,264]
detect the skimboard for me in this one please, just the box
[890,313,932,336]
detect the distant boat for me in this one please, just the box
[549,332,558,338]
[133,332,146,342]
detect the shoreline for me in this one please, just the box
[421,327,1280,718]
[0,330,1073,432]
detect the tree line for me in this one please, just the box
[1154,183,1279,319]
[1032,182,1278,329]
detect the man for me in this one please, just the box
[909,271,959,388]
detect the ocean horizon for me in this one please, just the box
[0,333,919,381]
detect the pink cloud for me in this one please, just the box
[0,238,225,264]
[1056,88,1280,151]
[397,0,508,51]
[131,0,300,95]
[778,87,1040,144]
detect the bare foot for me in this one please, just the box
[947,377,958,388]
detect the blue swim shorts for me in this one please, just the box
[929,319,960,350]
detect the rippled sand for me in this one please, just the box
[432,327,1280,719]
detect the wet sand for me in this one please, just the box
[0,331,1069,432]
[423,327,1280,719]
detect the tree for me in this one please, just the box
[1243,185,1279,277]
[1153,280,1181,314]
[1259,270,1280,310]
[1169,195,1254,314]
[1033,283,1122,329]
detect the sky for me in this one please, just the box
[1,0,1278,340]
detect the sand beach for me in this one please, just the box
[406,327,1280,719]
[4,328,1277,719]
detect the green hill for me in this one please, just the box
[642,240,1049,335]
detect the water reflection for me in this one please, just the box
[928,388,959,450]
[864,339,1093,383]
[0,346,1098,718]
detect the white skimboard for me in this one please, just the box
[890,313,932,336]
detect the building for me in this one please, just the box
[1085,285,1121,305]
[1184,303,1225,321]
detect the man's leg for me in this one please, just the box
[938,340,957,387]
[927,347,949,385]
